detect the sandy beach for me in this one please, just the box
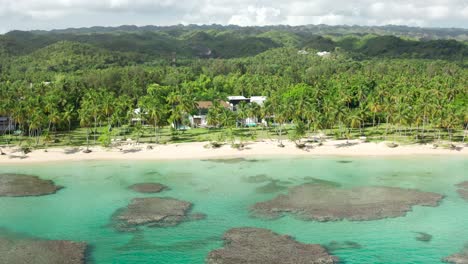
[0,140,467,164]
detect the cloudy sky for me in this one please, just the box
[0,0,467,33]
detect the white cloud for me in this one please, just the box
[0,0,466,32]
[228,6,282,26]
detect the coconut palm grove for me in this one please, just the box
[1,24,468,264]
[0,25,467,150]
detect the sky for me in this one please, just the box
[0,0,467,33]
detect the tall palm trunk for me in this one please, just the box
[278,123,283,145]
[421,113,426,139]
[86,128,90,151]
[463,124,468,144]
[384,116,390,141]
[93,116,97,145]
[154,120,158,143]
[372,113,376,128]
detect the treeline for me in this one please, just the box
[0,47,467,146]
[0,26,467,68]
[29,24,468,41]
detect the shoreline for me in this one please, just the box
[0,140,467,164]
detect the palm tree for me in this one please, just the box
[79,102,93,152]
[140,96,163,143]
[29,111,45,146]
[219,109,236,144]
[347,109,363,142]
[442,107,459,145]
[62,105,74,133]
[368,99,381,128]
[207,101,224,128]
[236,102,248,128]
[462,111,468,144]
[275,103,290,147]
[101,92,115,128]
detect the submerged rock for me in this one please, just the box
[242,174,272,183]
[456,182,468,189]
[444,245,468,264]
[206,227,339,264]
[0,234,87,264]
[243,175,292,193]
[303,177,341,187]
[112,197,205,231]
[458,190,468,200]
[414,232,432,242]
[116,232,220,252]
[202,158,259,164]
[456,181,468,201]
[251,184,443,221]
[255,181,288,194]
[129,183,168,193]
[325,240,362,251]
[444,254,468,264]
[337,160,353,164]
[0,173,62,197]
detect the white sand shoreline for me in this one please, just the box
[0,140,467,164]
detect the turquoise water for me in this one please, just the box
[0,156,467,263]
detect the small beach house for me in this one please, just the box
[189,101,230,128]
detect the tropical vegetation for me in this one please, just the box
[0,25,467,149]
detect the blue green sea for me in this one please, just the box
[1,156,467,263]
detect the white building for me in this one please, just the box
[250,96,267,106]
[317,51,331,57]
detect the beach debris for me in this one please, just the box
[251,183,443,221]
[324,240,362,251]
[112,197,205,232]
[129,183,168,193]
[206,227,339,264]
[456,181,468,201]
[414,232,432,242]
[0,173,62,197]
[0,231,87,264]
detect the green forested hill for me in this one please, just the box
[0,25,466,148]
[13,41,144,72]
[1,25,467,66]
[29,24,468,41]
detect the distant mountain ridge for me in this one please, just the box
[23,24,468,41]
[0,24,466,74]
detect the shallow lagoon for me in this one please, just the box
[0,156,467,263]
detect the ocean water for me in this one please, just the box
[0,156,467,264]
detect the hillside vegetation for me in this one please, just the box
[0,25,466,149]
